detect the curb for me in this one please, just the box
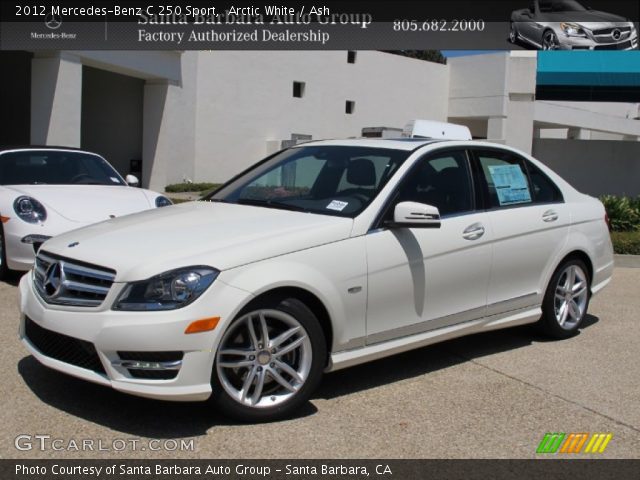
[614,254,640,268]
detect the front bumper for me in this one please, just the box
[18,272,252,402]
[4,217,84,271]
[558,31,638,50]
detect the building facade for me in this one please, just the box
[1,50,638,196]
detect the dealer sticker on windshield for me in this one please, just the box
[326,200,348,211]
[487,164,532,206]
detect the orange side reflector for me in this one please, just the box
[0,215,9,224]
[185,317,220,334]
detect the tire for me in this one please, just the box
[539,258,591,339]
[542,30,559,50]
[509,22,518,43]
[210,296,327,422]
[0,224,9,281]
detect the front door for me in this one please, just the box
[365,149,492,344]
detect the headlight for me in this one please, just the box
[13,196,47,224]
[156,195,173,208]
[113,266,219,311]
[560,22,585,37]
[155,196,173,208]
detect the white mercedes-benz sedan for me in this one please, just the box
[18,135,613,421]
[0,147,172,279]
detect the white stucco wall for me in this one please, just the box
[142,51,199,191]
[192,51,450,183]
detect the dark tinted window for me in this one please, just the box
[525,161,563,204]
[0,150,124,186]
[396,150,474,217]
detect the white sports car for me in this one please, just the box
[1,147,171,279]
[18,131,613,421]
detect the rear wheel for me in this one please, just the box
[211,296,326,422]
[539,259,590,338]
[509,22,519,43]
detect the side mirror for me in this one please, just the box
[125,174,139,187]
[386,201,441,229]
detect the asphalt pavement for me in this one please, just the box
[1,268,638,459]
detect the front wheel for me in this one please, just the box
[542,30,560,50]
[211,297,326,422]
[539,259,590,338]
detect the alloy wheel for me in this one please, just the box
[216,309,312,408]
[542,31,559,50]
[509,23,518,43]
[554,264,588,330]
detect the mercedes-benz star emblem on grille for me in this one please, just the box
[43,262,64,298]
[68,242,79,248]
[612,29,621,40]
[45,13,62,30]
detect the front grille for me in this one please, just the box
[118,351,184,362]
[24,317,106,374]
[594,40,633,50]
[591,26,631,36]
[34,251,116,307]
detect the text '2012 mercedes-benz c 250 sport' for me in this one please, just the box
[18,126,614,421]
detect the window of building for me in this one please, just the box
[347,51,357,64]
[345,101,355,114]
[292,81,305,98]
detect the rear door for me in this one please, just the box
[471,147,570,315]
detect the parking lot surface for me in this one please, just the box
[1,268,638,459]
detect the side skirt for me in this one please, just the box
[327,306,541,372]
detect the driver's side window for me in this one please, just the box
[396,150,474,217]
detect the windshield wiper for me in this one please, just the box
[236,198,309,212]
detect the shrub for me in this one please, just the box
[611,231,640,255]
[600,195,640,232]
[165,182,220,193]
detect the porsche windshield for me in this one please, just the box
[0,150,125,186]
[207,146,411,217]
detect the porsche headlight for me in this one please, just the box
[155,196,172,208]
[13,196,47,224]
[113,266,219,311]
[560,22,586,37]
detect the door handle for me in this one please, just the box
[542,210,559,222]
[463,223,485,240]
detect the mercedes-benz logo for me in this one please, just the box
[43,262,65,298]
[45,13,62,30]
[612,29,621,40]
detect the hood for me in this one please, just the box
[40,201,354,281]
[4,185,154,223]
[544,11,627,23]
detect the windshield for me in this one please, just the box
[538,0,587,12]
[206,146,411,217]
[0,150,125,186]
